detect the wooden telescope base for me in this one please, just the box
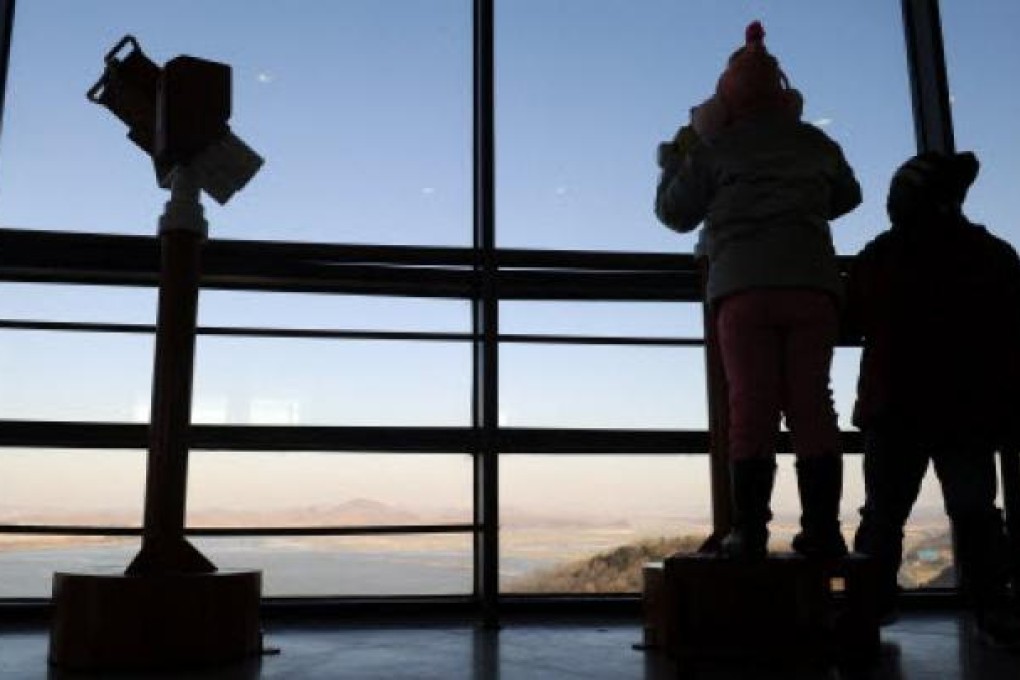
[641,552,881,668]
[48,569,263,671]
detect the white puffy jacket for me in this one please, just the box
[655,111,861,303]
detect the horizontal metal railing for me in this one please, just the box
[0,226,1005,607]
[0,319,707,346]
[0,227,704,300]
[0,421,863,454]
[0,227,721,575]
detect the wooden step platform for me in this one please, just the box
[49,569,263,671]
[642,552,880,667]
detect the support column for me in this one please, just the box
[472,0,500,628]
[901,0,955,153]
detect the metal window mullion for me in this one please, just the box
[902,0,972,589]
[902,0,955,153]
[0,0,16,154]
[472,0,499,629]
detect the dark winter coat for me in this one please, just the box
[845,215,1020,443]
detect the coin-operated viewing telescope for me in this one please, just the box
[49,36,264,672]
[87,35,262,204]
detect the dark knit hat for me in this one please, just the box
[887,151,979,225]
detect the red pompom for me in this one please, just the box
[746,20,765,46]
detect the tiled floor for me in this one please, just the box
[1,612,1018,679]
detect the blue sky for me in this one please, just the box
[0,2,1014,521]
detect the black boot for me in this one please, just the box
[792,456,849,560]
[953,509,1020,649]
[853,515,904,625]
[720,458,776,560]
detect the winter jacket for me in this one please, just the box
[655,112,861,303]
[845,215,1020,441]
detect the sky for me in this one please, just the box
[0,1,1015,528]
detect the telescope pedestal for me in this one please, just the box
[48,569,262,671]
[43,170,266,672]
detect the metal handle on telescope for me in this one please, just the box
[85,77,106,104]
[86,35,142,103]
[104,35,140,65]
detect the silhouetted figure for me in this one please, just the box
[655,21,861,560]
[847,151,1020,648]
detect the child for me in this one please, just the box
[655,21,862,559]
[847,151,1020,646]
[691,21,804,144]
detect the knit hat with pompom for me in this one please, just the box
[716,21,798,122]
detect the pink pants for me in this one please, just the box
[715,289,840,461]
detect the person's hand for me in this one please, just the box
[673,125,700,158]
[657,125,700,170]
[693,232,708,261]
[656,141,679,169]
[690,96,727,141]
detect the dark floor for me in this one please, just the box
[2,612,1018,679]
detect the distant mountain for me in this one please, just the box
[500,506,632,530]
[0,498,427,530]
[290,498,422,525]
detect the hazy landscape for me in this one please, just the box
[0,498,955,597]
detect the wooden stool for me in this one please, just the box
[642,552,880,667]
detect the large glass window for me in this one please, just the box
[188,451,474,596]
[187,452,473,527]
[500,344,706,430]
[193,337,471,427]
[0,448,145,598]
[495,0,913,255]
[493,0,918,596]
[941,2,1020,252]
[0,448,146,525]
[501,455,713,593]
[0,284,156,420]
[0,2,956,600]
[0,0,472,246]
[195,536,473,597]
[199,292,469,334]
[0,535,475,597]
[0,330,153,421]
[0,0,475,600]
